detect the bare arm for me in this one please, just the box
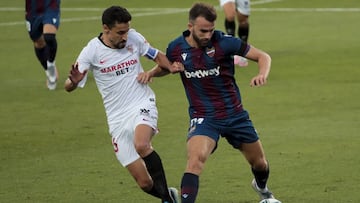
[149,65,171,77]
[153,51,183,73]
[244,46,272,87]
[137,50,184,84]
[137,62,184,84]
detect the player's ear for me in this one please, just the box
[103,24,110,34]
[187,22,193,30]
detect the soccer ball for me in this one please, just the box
[259,198,282,203]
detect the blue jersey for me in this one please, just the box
[25,0,60,19]
[166,30,250,119]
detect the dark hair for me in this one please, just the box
[102,6,132,28]
[189,2,217,23]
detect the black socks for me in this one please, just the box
[143,151,172,202]
[225,19,236,36]
[252,166,269,189]
[181,173,199,203]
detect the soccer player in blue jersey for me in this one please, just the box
[144,2,281,203]
[25,0,60,90]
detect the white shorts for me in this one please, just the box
[110,101,158,167]
[220,0,251,15]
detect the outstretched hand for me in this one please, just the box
[69,63,87,85]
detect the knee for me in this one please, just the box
[223,8,236,20]
[134,142,152,157]
[186,155,207,175]
[252,158,269,171]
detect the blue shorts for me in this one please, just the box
[187,110,259,149]
[25,11,60,40]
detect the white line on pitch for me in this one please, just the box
[1,6,360,27]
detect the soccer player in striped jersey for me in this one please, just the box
[64,6,182,203]
[146,2,281,203]
[25,0,60,90]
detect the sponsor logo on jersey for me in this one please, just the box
[184,66,220,78]
[100,59,138,74]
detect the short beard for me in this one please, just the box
[111,39,126,49]
[193,34,209,48]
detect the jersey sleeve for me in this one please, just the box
[132,30,159,60]
[165,43,173,62]
[221,34,250,57]
[166,39,178,62]
[75,45,92,88]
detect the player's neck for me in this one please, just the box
[185,36,199,48]
[100,34,113,48]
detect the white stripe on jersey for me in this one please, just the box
[75,29,157,132]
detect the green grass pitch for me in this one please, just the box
[0,0,359,202]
